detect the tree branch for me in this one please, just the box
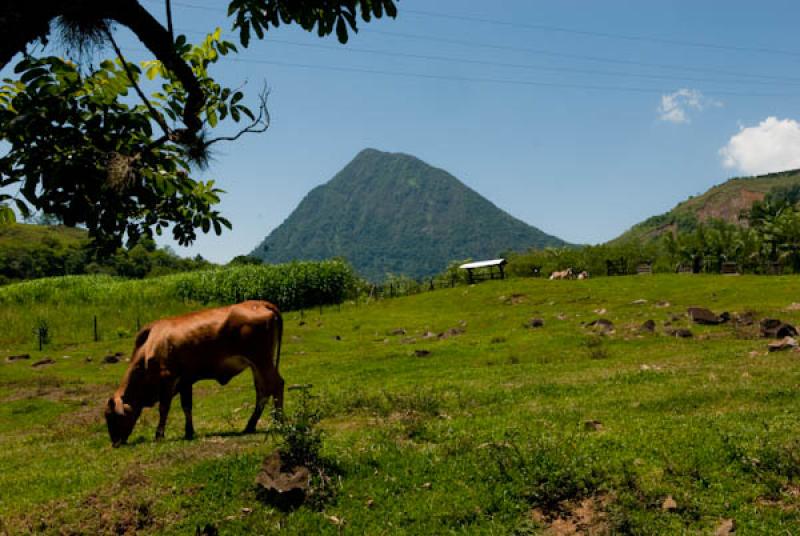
[204,87,270,147]
[165,0,174,43]
[105,28,172,139]
[101,0,205,138]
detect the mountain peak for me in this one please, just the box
[251,150,567,280]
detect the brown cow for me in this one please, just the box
[105,300,284,447]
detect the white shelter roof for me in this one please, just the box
[459,259,507,270]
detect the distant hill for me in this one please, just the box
[251,149,568,280]
[613,168,800,243]
[0,223,211,283]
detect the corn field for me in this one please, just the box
[0,260,356,348]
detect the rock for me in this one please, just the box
[734,311,756,326]
[6,353,30,362]
[584,420,603,431]
[85,356,93,362]
[631,299,648,305]
[525,318,544,329]
[768,336,798,352]
[666,328,693,338]
[31,358,55,367]
[422,331,438,340]
[662,496,678,511]
[333,335,341,341]
[585,319,614,334]
[760,318,798,338]
[639,320,656,333]
[438,327,465,339]
[655,301,671,308]
[688,307,729,325]
[102,354,120,364]
[786,303,800,311]
[255,450,310,510]
[389,328,406,336]
[715,518,735,536]
[414,349,431,357]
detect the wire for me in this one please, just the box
[171,25,800,86]
[253,37,800,88]
[216,56,800,97]
[154,0,800,59]
[401,8,800,59]
[364,29,800,84]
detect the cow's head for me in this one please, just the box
[105,396,138,447]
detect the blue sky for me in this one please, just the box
[7,0,800,261]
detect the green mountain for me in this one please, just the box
[251,149,567,280]
[613,168,800,243]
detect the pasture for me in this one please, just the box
[1,274,800,534]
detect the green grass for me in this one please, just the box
[1,275,800,534]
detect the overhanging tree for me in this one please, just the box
[0,1,397,246]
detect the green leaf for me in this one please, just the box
[207,108,218,127]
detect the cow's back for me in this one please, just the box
[141,301,279,382]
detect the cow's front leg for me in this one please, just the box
[180,384,195,440]
[156,386,173,441]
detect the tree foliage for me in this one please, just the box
[0,0,398,249]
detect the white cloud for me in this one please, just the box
[657,88,721,124]
[719,117,800,176]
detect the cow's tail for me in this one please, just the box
[274,310,283,371]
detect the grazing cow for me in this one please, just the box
[549,268,574,280]
[105,300,284,447]
[577,271,589,280]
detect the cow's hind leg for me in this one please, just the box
[180,384,195,440]
[244,368,269,434]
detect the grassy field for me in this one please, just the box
[1,274,800,534]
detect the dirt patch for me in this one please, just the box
[531,494,612,535]
[15,467,165,536]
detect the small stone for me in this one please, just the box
[760,318,798,338]
[6,354,30,362]
[389,328,406,336]
[31,358,55,367]
[585,319,614,334]
[421,482,432,489]
[525,318,544,329]
[102,354,120,364]
[715,518,735,536]
[414,349,431,357]
[631,299,648,305]
[662,496,678,510]
[584,419,603,431]
[768,336,798,352]
[666,328,693,338]
[639,320,657,333]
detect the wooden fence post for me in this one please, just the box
[93,315,98,342]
